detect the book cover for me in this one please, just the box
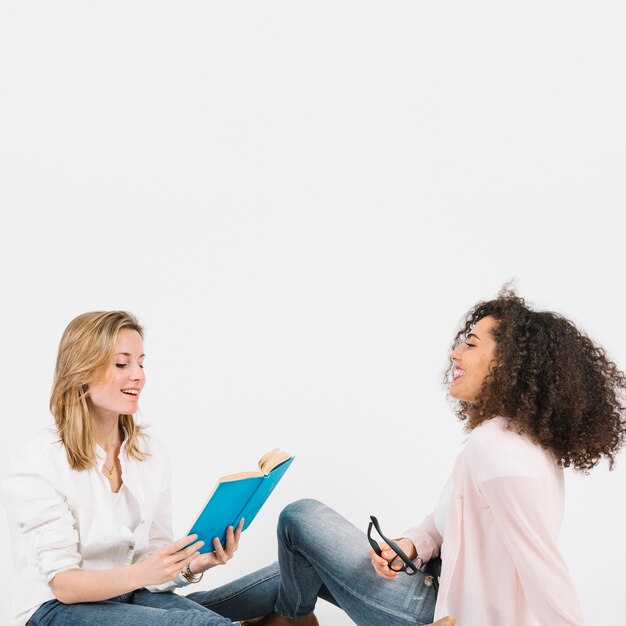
[188,450,294,552]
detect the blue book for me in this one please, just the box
[188,449,294,552]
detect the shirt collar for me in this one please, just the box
[95,424,130,462]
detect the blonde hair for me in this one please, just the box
[50,311,148,470]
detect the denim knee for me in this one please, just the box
[278,499,325,543]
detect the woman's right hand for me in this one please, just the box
[369,537,417,580]
[133,534,205,587]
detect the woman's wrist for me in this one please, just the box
[398,537,418,560]
[181,563,204,583]
[127,561,148,590]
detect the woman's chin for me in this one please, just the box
[449,387,476,403]
[449,383,462,400]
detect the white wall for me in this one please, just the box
[1,2,624,624]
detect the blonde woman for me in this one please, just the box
[1,311,279,626]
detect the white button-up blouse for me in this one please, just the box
[1,426,191,626]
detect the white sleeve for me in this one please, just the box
[1,455,81,583]
[143,443,191,592]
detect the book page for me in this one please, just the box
[258,448,292,474]
[239,456,295,531]
[219,470,262,482]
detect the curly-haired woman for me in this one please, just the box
[251,290,626,626]
[1,311,279,626]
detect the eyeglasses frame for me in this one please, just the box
[367,515,423,575]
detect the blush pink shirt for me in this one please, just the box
[403,417,585,626]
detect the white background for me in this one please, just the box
[1,2,625,624]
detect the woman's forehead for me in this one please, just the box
[115,329,144,352]
[470,316,498,338]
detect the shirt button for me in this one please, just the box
[129,545,134,551]
[424,576,434,587]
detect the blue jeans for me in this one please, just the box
[275,499,438,626]
[27,563,279,625]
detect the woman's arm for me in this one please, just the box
[479,476,585,625]
[369,511,439,580]
[49,534,204,604]
[141,437,244,593]
[369,536,418,580]
[401,510,442,562]
[1,437,204,605]
[465,428,585,626]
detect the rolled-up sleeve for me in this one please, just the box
[1,462,81,583]
[402,510,443,562]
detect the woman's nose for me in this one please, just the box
[130,364,144,381]
[451,344,464,362]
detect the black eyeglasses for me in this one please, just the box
[367,515,422,575]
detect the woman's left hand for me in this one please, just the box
[188,518,244,575]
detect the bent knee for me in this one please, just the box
[278,499,327,535]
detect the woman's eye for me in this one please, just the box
[116,363,128,368]
[465,342,476,348]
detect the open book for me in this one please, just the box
[188,448,294,552]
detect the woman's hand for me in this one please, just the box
[369,537,417,580]
[133,534,205,587]
[188,518,244,575]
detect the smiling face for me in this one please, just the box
[449,316,498,404]
[88,329,145,422]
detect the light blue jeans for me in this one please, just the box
[27,563,279,625]
[275,499,438,626]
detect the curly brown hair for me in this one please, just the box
[446,288,626,471]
